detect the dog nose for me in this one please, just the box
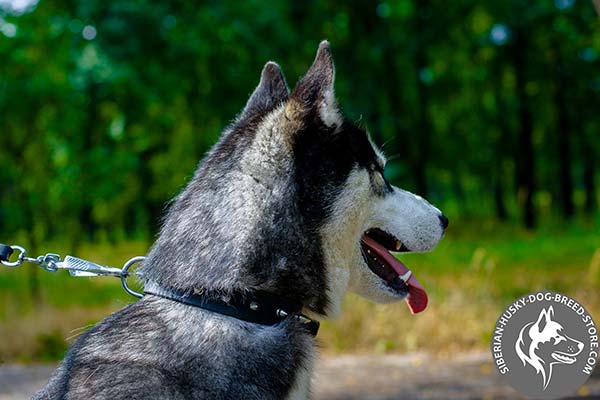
[439,214,449,230]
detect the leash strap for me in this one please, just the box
[0,244,13,263]
[144,284,319,337]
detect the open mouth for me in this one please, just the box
[552,351,578,364]
[360,228,428,314]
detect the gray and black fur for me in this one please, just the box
[34,41,446,400]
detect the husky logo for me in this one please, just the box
[493,292,597,399]
[515,306,584,390]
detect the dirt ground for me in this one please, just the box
[1,352,599,399]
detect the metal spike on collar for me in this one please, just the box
[399,270,412,283]
[296,315,312,324]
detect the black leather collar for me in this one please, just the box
[144,284,320,337]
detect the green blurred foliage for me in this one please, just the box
[0,0,598,244]
[0,0,599,361]
[34,331,68,362]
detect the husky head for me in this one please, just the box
[140,41,446,318]
[515,306,583,389]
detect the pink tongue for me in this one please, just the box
[361,236,428,314]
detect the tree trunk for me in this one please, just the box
[572,94,595,215]
[494,171,507,221]
[381,31,408,172]
[81,81,100,239]
[491,62,509,221]
[583,151,596,214]
[414,0,431,197]
[553,40,574,218]
[512,30,536,229]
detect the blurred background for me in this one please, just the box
[0,0,599,366]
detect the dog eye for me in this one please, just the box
[554,336,564,344]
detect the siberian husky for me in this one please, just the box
[35,41,447,399]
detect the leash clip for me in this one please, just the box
[0,241,145,299]
[38,254,61,272]
[58,256,123,277]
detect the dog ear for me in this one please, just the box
[239,61,289,122]
[535,307,550,333]
[289,40,342,128]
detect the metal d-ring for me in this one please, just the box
[120,256,145,298]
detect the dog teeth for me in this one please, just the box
[395,242,402,251]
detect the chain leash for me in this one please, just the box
[0,243,144,298]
